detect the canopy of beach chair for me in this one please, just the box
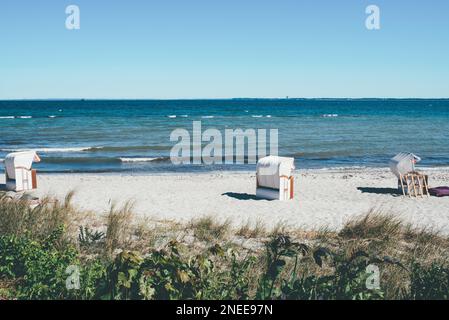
[256,155,295,190]
[389,152,421,179]
[4,151,39,180]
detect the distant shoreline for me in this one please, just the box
[2,98,449,102]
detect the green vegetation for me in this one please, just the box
[1,192,449,300]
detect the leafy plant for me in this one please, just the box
[0,229,78,299]
[78,226,105,247]
[410,262,449,300]
[107,250,143,300]
[257,235,309,299]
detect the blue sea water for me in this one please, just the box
[1,99,449,173]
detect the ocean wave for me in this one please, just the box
[41,156,170,165]
[167,115,177,118]
[251,115,263,118]
[0,147,92,153]
[1,146,172,153]
[289,150,362,159]
[43,157,121,164]
[322,114,338,118]
[201,116,214,119]
[87,145,172,152]
[0,115,59,120]
[119,157,169,163]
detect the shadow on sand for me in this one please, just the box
[357,187,400,196]
[221,192,264,201]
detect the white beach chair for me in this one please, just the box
[256,156,295,200]
[389,152,429,197]
[4,151,40,192]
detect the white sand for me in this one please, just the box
[3,167,449,233]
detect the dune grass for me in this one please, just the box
[0,191,79,241]
[190,216,232,242]
[339,209,403,241]
[1,192,449,300]
[236,219,267,239]
[104,201,134,257]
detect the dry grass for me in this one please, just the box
[0,190,80,241]
[104,201,134,257]
[190,216,231,242]
[132,217,186,251]
[269,221,289,237]
[339,209,403,241]
[236,219,267,239]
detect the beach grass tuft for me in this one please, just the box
[190,216,231,242]
[0,190,78,242]
[104,201,134,257]
[339,209,403,241]
[236,219,267,239]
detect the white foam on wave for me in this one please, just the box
[167,115,177,118]
[180,115,188,118]
[322,114,338,118]
[252,115,263,118]
[0,116,15,119]
[119,157,164,163]
[48,115,57,118]
[266,115,272,118]
[201,116,214,119]
[17,116,32,119]
[0,147,93,153]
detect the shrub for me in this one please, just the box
[410,262,449,300]
[0,229,78,299]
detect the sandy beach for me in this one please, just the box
[3,167,447,234]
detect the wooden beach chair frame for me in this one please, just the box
[399,172,429,198]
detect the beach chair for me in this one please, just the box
[256,156,295,200]
[389,152,429,197]
[4,151,40,192]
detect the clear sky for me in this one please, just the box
[0,0,448,99]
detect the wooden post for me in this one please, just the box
[417,175,423,198]
[411,174,418,197]
[399,174,406,196]
[290,176,294,200]
[32,169,37,189]
[422,174,430,197]
[405,174,412,198]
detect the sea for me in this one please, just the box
[1,99,448,173]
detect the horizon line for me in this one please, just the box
[1,97,449,102]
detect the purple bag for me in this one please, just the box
[429,187,449,197]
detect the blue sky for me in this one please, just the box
[0,0,448,99]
